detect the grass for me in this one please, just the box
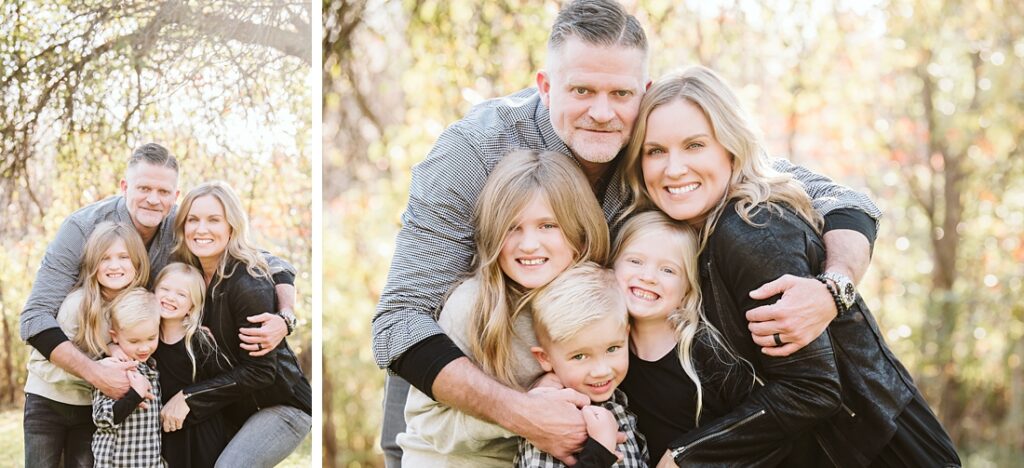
[0,406,311,467]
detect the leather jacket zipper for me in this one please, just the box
[185,381,237,399]
[677,409,766,457]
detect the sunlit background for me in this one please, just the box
[1,1,313,465]
[324,0,1024,466]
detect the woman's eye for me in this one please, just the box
[645,147,664,156]
[686,142,705,150]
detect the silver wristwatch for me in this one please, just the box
[818,271,857,312]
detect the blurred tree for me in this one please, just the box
[0,0,312,411]
[323,0,1023,466]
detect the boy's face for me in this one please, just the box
[110,318,160,362]
[532,315,629,403]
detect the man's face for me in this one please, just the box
[537,37,648,166]
[120,163,179,232]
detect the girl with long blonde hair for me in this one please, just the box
[23,221,150,467]
[151,262,229,467]
[399,149,610,467]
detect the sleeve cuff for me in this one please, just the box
[112,388,143,424]
[272,269,296,285]
[822,208,877,251]
[27,327,71,360]
[389,334,465,400]
[575,436,618,467]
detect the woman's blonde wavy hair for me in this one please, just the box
[468,150,609,388]
[73,221,150,358]
[620,65,822,246]
[172,180,271,291]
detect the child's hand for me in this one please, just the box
[582,405,621,459]
[126,370,154,404]
[107,344,132,363]
[530,371,565,390]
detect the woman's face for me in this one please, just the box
[184,195,232,263]
[96,238,137,293]
[641,99,733,225]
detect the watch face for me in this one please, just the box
[842,283,856,305]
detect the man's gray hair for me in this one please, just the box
[548,0,647,52]
[128,143,178,172]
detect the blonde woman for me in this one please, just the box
[160,181,311,467]
[623,66,959,467]
[398,150,610,467]
[23,221,148,467]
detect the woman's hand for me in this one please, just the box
[656,450,680,468]
[161,391,191,432]
[238,313,286,356]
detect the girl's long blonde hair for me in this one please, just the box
[154,262,218,380]
[172,180,271,291]
[73,221,150,358]
[620,66,822,247]
[468,150,609,388]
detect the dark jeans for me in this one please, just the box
[381,375,410,468]
[23,393,95,468]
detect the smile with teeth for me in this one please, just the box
[588,380,612,389]
[630,287,659,301]
[667,183,699,195]
[193,238,214,245]
[518,258,547,266]
[160,300,177,311]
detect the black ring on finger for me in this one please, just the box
[773,333,784,347]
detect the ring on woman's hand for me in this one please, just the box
[773,333,784,347]
[257,343,263,351]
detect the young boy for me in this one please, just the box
[516,262,648,468]
[91,288,163,467]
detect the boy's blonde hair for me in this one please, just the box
[74,221,150,358]
[109,288,161,332]
[532,262,627,345]
[467,150,610,388]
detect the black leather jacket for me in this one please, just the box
[668,202,915,467]
[183,259,312,427]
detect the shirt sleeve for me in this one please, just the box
[20,216,88,352]
[93,387,143,428]
[772,158,882,227]
[371,127,490,386]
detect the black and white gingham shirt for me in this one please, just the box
[370,87,882,371]
[515,390,648,468]
[92,360,165,468]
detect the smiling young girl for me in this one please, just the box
[151,262,228,467]
[23,221,150,468]
[398,149,611,467]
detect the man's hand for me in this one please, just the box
[107,343,132,363]
[161,391,190,432]
[747,274,836,357]
[239,313,286,356]
[513,387,590,465]
[656,450,680,468]
[90,357,137,399]
[530,371,564,390]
